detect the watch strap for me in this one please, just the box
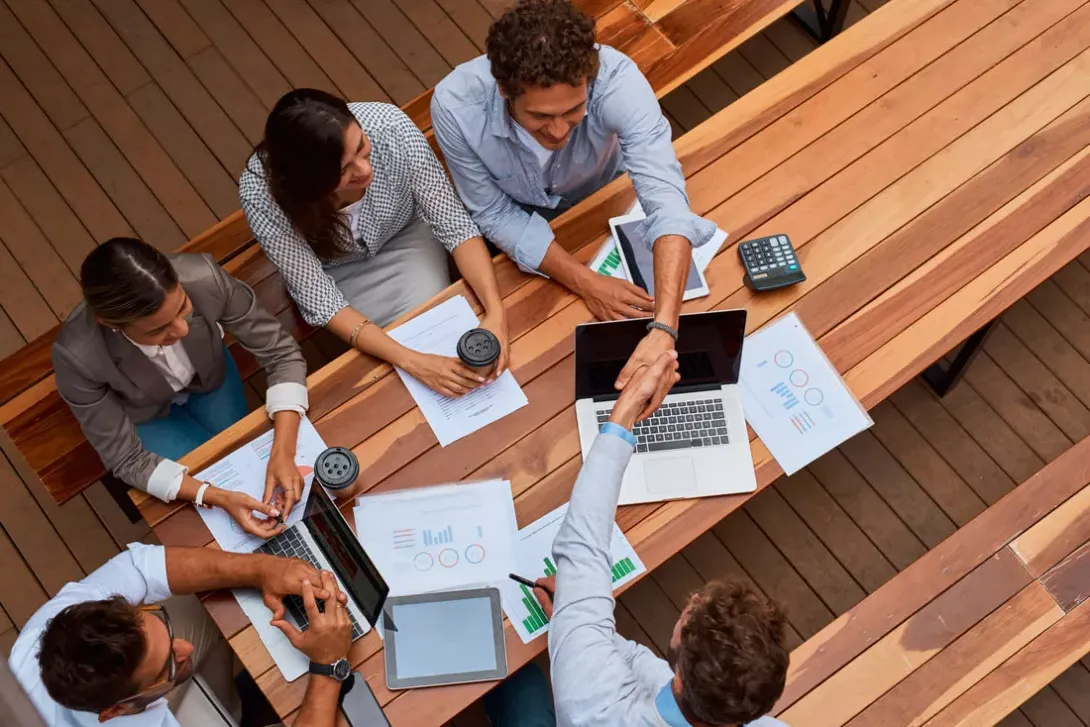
[309,661,334,678]
[646,320,679,341]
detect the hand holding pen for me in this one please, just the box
[511,573,557,619]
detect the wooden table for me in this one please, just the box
[140,0,1090,723]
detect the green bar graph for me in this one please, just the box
[611,557,635,582]
[543,557,557,577]
[520,584,550,634]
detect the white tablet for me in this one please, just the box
[609,213,710,301]
[383,588,508,690]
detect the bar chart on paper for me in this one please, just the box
[500,503,646,642]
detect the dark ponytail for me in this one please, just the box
[80,238,179,326]
[254,89,356,260]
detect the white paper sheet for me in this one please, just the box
[498,503,646,643]
[194,417,327,553]
[233,588,309,681]
[352,479,518,596]
[740,312,873,475]
[388,295,528,446]
[589,200,728,276]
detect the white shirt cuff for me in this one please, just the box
[124,542,174,603]
[266,382,309,418]
[147,458,188,502]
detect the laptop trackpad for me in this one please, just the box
[645,457,698,497]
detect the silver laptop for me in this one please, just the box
[256,484,388,640]
[575,310,757,505]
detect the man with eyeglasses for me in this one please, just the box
[9,543,352,726]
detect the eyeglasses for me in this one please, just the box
[114,605,189,711]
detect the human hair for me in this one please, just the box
[80,237,179,326]
[254,88,356,259]
[675,581,789,725]
[38,596,146,712]
[486,0,600,99]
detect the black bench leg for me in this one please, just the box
[922,321,997,398]
[103,473,145,524]
[792,0,850,43]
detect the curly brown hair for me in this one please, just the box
[486,0,600,99]
[675,580,790,725]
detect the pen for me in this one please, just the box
[509,573,553,597]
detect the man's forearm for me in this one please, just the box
[294,675,342,727]
[539,240,593,294]
[164,547,272,594]
[652,234,693,328]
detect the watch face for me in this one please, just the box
[332,658,352,682]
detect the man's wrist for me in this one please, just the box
[608,409,639,431]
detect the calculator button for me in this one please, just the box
[753,272,768,279]
[778,236,788,244]
[789,264,799,270]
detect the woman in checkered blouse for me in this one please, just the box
[240,89,509,398]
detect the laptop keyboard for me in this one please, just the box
[597,397,730,453]
[258,528,364,639]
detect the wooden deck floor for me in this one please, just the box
[1,0,1089,724]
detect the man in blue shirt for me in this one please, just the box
[432,0,717,400]
[484,352,791,727]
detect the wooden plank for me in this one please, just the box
[1010,481,1090,578]
[999,710,1035,727]
[0,55,131,241]
[776,437,1090,713]
[133,0,211,58]
[63,118,187,249]
[1050,664,1090,723]
[305,0,424,105]
[354,0,452,89]
[764,16,817,62]
[892,381,1019,504]
[617,575,681,655]
[660,85,712,131]
[714,510,835,639]
[11,0,220,239]
[0,115,25,167]
[780,549,1039,725]
[0,2,88,130]
[745,486,867,616]
[1021,687,1085,727]
[176,0,291,108]
[985,323,1090,446]
[923,597,1090,726]
[434,0,493,51]
[0,309,23,361]
[711,50,765,97]
[393,0,478,67]
[265,0,388,101]
[1051,259,1090,315]
[649,552,705,611]
[83,481,151,547]
[839,430,957,548]
[738,32,790,79]
[0,239,57,340]
[808,449,926,570]
[126,80,242,219]
[963,351,1075,462]
[685,66,739,112]
[44,0,151,94]
[776,468,897,594]
[1027,281,1090,363]
[90,0,253,174]
[1039,542,1090,615]
[843,580,1063,727]
[0,178,82,319]
[186,46,268,146]
[931,367,1046,488]
[869,400,986,527]
[0,524,47,627]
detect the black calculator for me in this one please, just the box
[738,234,806,291]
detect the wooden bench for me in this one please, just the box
[774,434,1090,725]
[0,0,812,508]
[137,0,1090,723]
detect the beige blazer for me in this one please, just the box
[53,253,307,492]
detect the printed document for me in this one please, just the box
[388,295,528,446]
[498,502,646,643]
[740,312,872,475]
[353,479,518,596]
[194,417,327,553]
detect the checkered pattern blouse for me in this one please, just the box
[239,102,481,327]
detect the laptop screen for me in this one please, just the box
[574,310,747,400]
[302,485,389,626]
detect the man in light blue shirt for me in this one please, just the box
[485,352,791,727]
[432,0,717,403]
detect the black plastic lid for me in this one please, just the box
[314,447,359,490]
[457,328,500,367]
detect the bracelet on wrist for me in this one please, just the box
[646,320,679,341]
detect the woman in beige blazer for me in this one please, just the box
[53,237,310,538]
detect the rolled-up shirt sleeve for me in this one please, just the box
[598,55,716,250]
[84,542,173,605]
[431,93,555,272]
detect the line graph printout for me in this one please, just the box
[499,503,646,643]
[353,480,518,596]
[739,312,872,475]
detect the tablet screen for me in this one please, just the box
[389,596,499,680]
[615,220,704,296]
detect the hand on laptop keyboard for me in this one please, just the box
[270,571,353,665]
[257,551,344,621]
